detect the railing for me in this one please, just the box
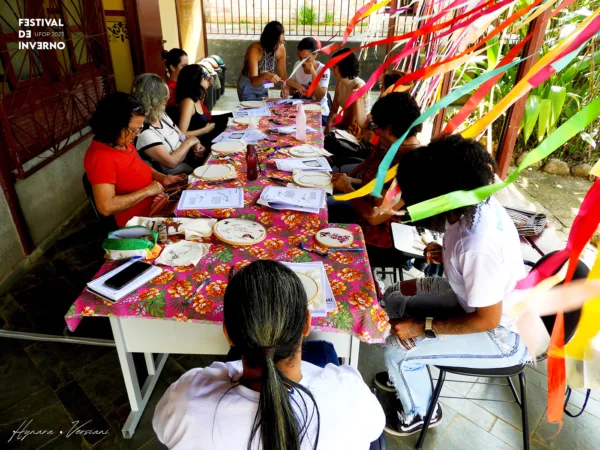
[204,0,415,38]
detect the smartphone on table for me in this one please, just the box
[104,261,153,289]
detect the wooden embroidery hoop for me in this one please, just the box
[315,227,354,248]
[211,141,247,155]
[293,171,331,188]
[213,219,267,246]
[295,272,319,306]
[193,164,236,181]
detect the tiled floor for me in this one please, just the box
[1,90,599,449]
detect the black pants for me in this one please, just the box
[324,132,371,167]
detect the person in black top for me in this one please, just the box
[171,64,230,151]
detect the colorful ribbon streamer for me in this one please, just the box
[333,55,528,201]
[405,97,600,221]
[443,0,578,134]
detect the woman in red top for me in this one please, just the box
[330,93,422,253]
[163,48,189,108]
[84,92,184,227]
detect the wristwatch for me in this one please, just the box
[425,317,437,339]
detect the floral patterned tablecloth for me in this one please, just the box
[65,225,390,344]
[174,103,328,227]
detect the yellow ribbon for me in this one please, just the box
[565,252,600,360]
[333,165,398,201]
[361,0,391,19]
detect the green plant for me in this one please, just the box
[296,5,317,26]
[323,12,335,24]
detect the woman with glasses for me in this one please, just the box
[153,260,385,449]
[132,73,204,175]
[237,21,288,101]
[84,92,184,227]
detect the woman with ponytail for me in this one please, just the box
[153,260,385,449]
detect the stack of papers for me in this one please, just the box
[281,261,337,317]
[257,186,326,214]
[275,157,332,172]
[177,188,244,210]
[269,125,317,134]
[86,259,162,302]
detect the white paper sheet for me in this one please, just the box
[275,157,332,172]
[177,188,244,210]
[232,107,272,118]
[257,186,325,214]
[212,130,266,144]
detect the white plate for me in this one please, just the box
[213,219,267,246]
[293,171,331,188]
[211,140,247,154]
[193,164,236,181]
[289,145,322,158]
[295,272,319,305]
[302,104,323,112]
[239,101,267,108]
[315,227,354,248]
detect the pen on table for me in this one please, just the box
[328,247,365,252]
[185,277,211,301]
[267,176,289,186]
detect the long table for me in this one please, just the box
[66,102,388,438]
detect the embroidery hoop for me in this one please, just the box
[193,164,236,181]
[211,141,247,155]
[239,101,267,108]
[289,145,322,158]
[295,272,319,306]
[293,171,331,188]
[302,104,323,112]
[315,227,354,248]
[213,219,267,246]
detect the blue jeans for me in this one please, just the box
[382,277,529,420]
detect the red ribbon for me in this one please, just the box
[515,180,600,425]
[319,0,377,55]
[443,0,577,134]
[331,0,538,125]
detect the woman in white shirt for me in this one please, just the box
[132,74,205,175]
[153,260,385,449]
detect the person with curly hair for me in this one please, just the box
[132,73,205,174]
[238,21,288,101]
[372,135,528,437]
[84,92,184,226]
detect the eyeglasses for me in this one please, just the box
[132,105,143,113]
[128,126,143,135]
[368,120,379,131]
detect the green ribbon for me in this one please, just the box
[372,55,532,197]
[406,97,600,222]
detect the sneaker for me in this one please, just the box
[384,404,443,437]
[374,372,396,392]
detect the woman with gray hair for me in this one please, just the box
[132,73,205,175]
